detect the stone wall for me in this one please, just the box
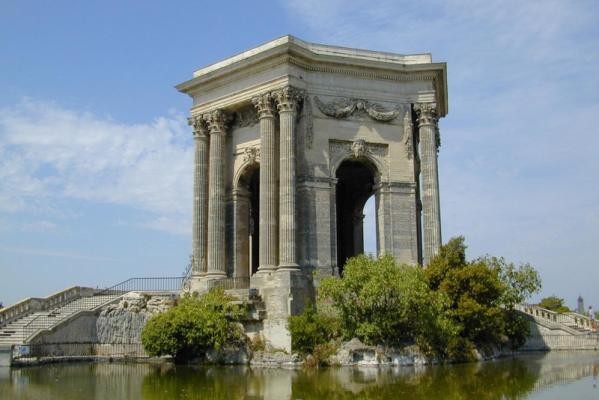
[31,292,175,347]
[522,320,599,350]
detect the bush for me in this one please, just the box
[288,306,339,355]
[319,254,452,348]
[141,288,246,362]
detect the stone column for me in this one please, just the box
[189,116,209,275]
[274,87,302,271]
[252,93,278,272]
[203,110,229,278]
[415,103,442,265]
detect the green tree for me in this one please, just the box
[425,237,542,353]
[319,254,453,348]
[537,296,569,313]
[141,288,246,362]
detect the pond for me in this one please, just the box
[1,351,598,399]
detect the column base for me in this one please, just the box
[256,265,277,274]
[204,271,227,280]
[277,263,300,272]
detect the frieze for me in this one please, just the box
[314,96,403,122]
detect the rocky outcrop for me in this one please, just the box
[328,338,433,366]
[96,292,175,344]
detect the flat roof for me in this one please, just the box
[192,35,433,78]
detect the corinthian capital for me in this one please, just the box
[414,103,438,127]
[273,86,304,113]
[251,93,275,118]
[202,109,230,134]
[188,115,208,139]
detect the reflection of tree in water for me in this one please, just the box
[291,358,540,400]
[140,365,257,400]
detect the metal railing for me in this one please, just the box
[207,277,251,290]
[21,276,185,343]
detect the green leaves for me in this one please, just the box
[141,288,245,362]
[537,295,569,313]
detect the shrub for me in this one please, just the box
[319,254,451,348]
[288,306,339,355]
[141,288,246,362]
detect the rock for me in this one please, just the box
[206,346,249,364]
[250,350,301,367]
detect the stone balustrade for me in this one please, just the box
[517,303,596,332]
[0,287,92,327]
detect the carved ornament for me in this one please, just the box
[202,109,230,134]
[314,96,402,122]
[414,103,440,149]
[273,86,304,113]
[414,103,438,126]
[251,93,275,118]
[188,115,208,139]
[403,110,413,160]
[232,107,259,128]
[302,95,314,148]
[242,146,260,164]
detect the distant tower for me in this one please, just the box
[577,295,585,314]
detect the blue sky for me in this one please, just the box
[1,0,598,309]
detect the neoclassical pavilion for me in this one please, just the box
[177,36,447,348]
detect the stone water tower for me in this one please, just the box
[177,36,448,349]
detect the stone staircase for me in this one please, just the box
[226,288,267,321]
[516,303,596,334]
[0,294,122,345]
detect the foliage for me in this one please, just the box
[291,237,541,362]
[425,236,541,354]
[288,306,339,355]
[537,296,570,314]
[141,288,246,362]
[319,254,455,349]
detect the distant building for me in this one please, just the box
[577,295,585,314]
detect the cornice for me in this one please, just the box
[176,38,448,117]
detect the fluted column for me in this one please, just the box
[415,103,442,265]
[252,93,278,272]
[189,116,209,275]
[203,110,229,278]
[274,87,302,271]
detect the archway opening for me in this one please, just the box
[335,159,377,275]
[248,168,259,275]
[237,164,260,277]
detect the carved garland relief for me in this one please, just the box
[314,96,403,122]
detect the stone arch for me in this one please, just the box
[334,157,379,274]
[233,160,260,278]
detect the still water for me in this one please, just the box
[1,352,598,400]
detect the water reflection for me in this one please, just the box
[0,352,597,400]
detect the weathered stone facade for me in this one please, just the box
[177,36,448,350]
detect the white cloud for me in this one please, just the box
[0,99,193,234]
[284,0,599,306]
